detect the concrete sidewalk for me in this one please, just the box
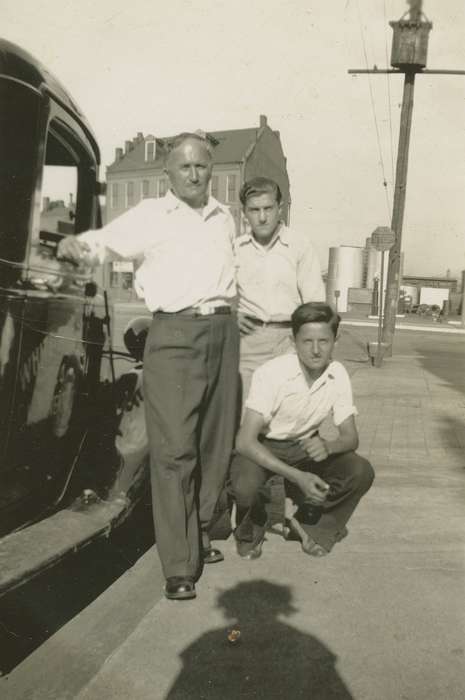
[3,330,465,699]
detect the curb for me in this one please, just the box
[341,320,465,335]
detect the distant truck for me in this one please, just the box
[0,39,150,597]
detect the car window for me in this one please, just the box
[25,122,90,292]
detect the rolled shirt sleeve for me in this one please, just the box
[244,365,276,425]
[331,364,358,426]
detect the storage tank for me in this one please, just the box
[365,246,381,289]
[326,246,364,313]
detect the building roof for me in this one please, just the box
[107,122,280,173]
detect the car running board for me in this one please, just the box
[0,496,128,597]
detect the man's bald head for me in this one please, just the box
[164,133,213,208]
[163,132,213,167]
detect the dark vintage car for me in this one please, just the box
[0,39,151,597]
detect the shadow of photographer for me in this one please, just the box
[166,579,353,699]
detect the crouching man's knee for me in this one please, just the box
[229,456,266,509]
[348,453,375,494]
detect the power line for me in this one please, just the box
[356,0,391,218]
[383,0,396,188]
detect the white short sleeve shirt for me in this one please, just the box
[245,354,357,440]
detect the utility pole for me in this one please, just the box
[349,1,465,354]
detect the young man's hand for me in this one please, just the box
[237,312,257,335]
[295,472,330,504]
[301,435,330,462]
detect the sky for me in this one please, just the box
[3,0,465,277]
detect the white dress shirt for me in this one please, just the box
[235,224,325,321]
[246,354,357,440]
[80,191,236,312]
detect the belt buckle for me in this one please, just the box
[195,303,213,316]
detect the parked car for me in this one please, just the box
[0,39,149,597]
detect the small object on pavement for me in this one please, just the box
[227,629,241,644]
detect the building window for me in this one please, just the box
[110,270,119,287]
[121,272,134,290]
[141,180,149,198]
[210,175,219,200]
[145,140,156,162]
[158,178,168,197]
[126,181,134,208]
[226,174,236,203]
[110,183,119,209]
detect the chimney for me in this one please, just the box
[125,140,132,154]
[115,147,123,161]
[259,114,267,128]
[136,132,144,141]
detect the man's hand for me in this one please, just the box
[237,312,257,335]
[57,236,91,265]
[301,435,330,462]
[295,472,330,504]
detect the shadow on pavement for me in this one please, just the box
[334,327,371,374]
[166,579,353,700]
[413,340,465,397]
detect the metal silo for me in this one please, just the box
[326,246,364,313]
[366,246,381,290]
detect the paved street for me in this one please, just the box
[2,325,465,699]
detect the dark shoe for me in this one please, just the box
[202,547,224,564]
[235,513,267,560]
[165,576,196,600]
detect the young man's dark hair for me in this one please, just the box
[291,302,340,338]
[239,176,282,207]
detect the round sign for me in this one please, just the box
[371,226,395,252]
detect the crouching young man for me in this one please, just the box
[230,302,374,559]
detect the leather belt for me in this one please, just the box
[247,317,292,329]
[156,304,231,317]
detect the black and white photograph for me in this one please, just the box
[0,1,464,698]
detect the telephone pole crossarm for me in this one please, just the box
[348,68,465,75]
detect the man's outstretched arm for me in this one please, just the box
[236,409,329,505]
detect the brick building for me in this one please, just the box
[103,115,290,300]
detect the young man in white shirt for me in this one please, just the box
[230,302,374,559]
[235,177,325,403]
[57,133,238,600]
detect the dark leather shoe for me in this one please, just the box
[202,547,224,564]
[165,576,196,600]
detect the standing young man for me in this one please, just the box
[58,133,239,600]
[230,302,374,559]
[236,177,325,402]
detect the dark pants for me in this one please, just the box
[143,313,239,578]
[230,438,374,552]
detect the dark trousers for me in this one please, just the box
[143,313,239,578]
[230,438,374,552]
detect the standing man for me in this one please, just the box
[236,177,325,402]
[57,133,239,600]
